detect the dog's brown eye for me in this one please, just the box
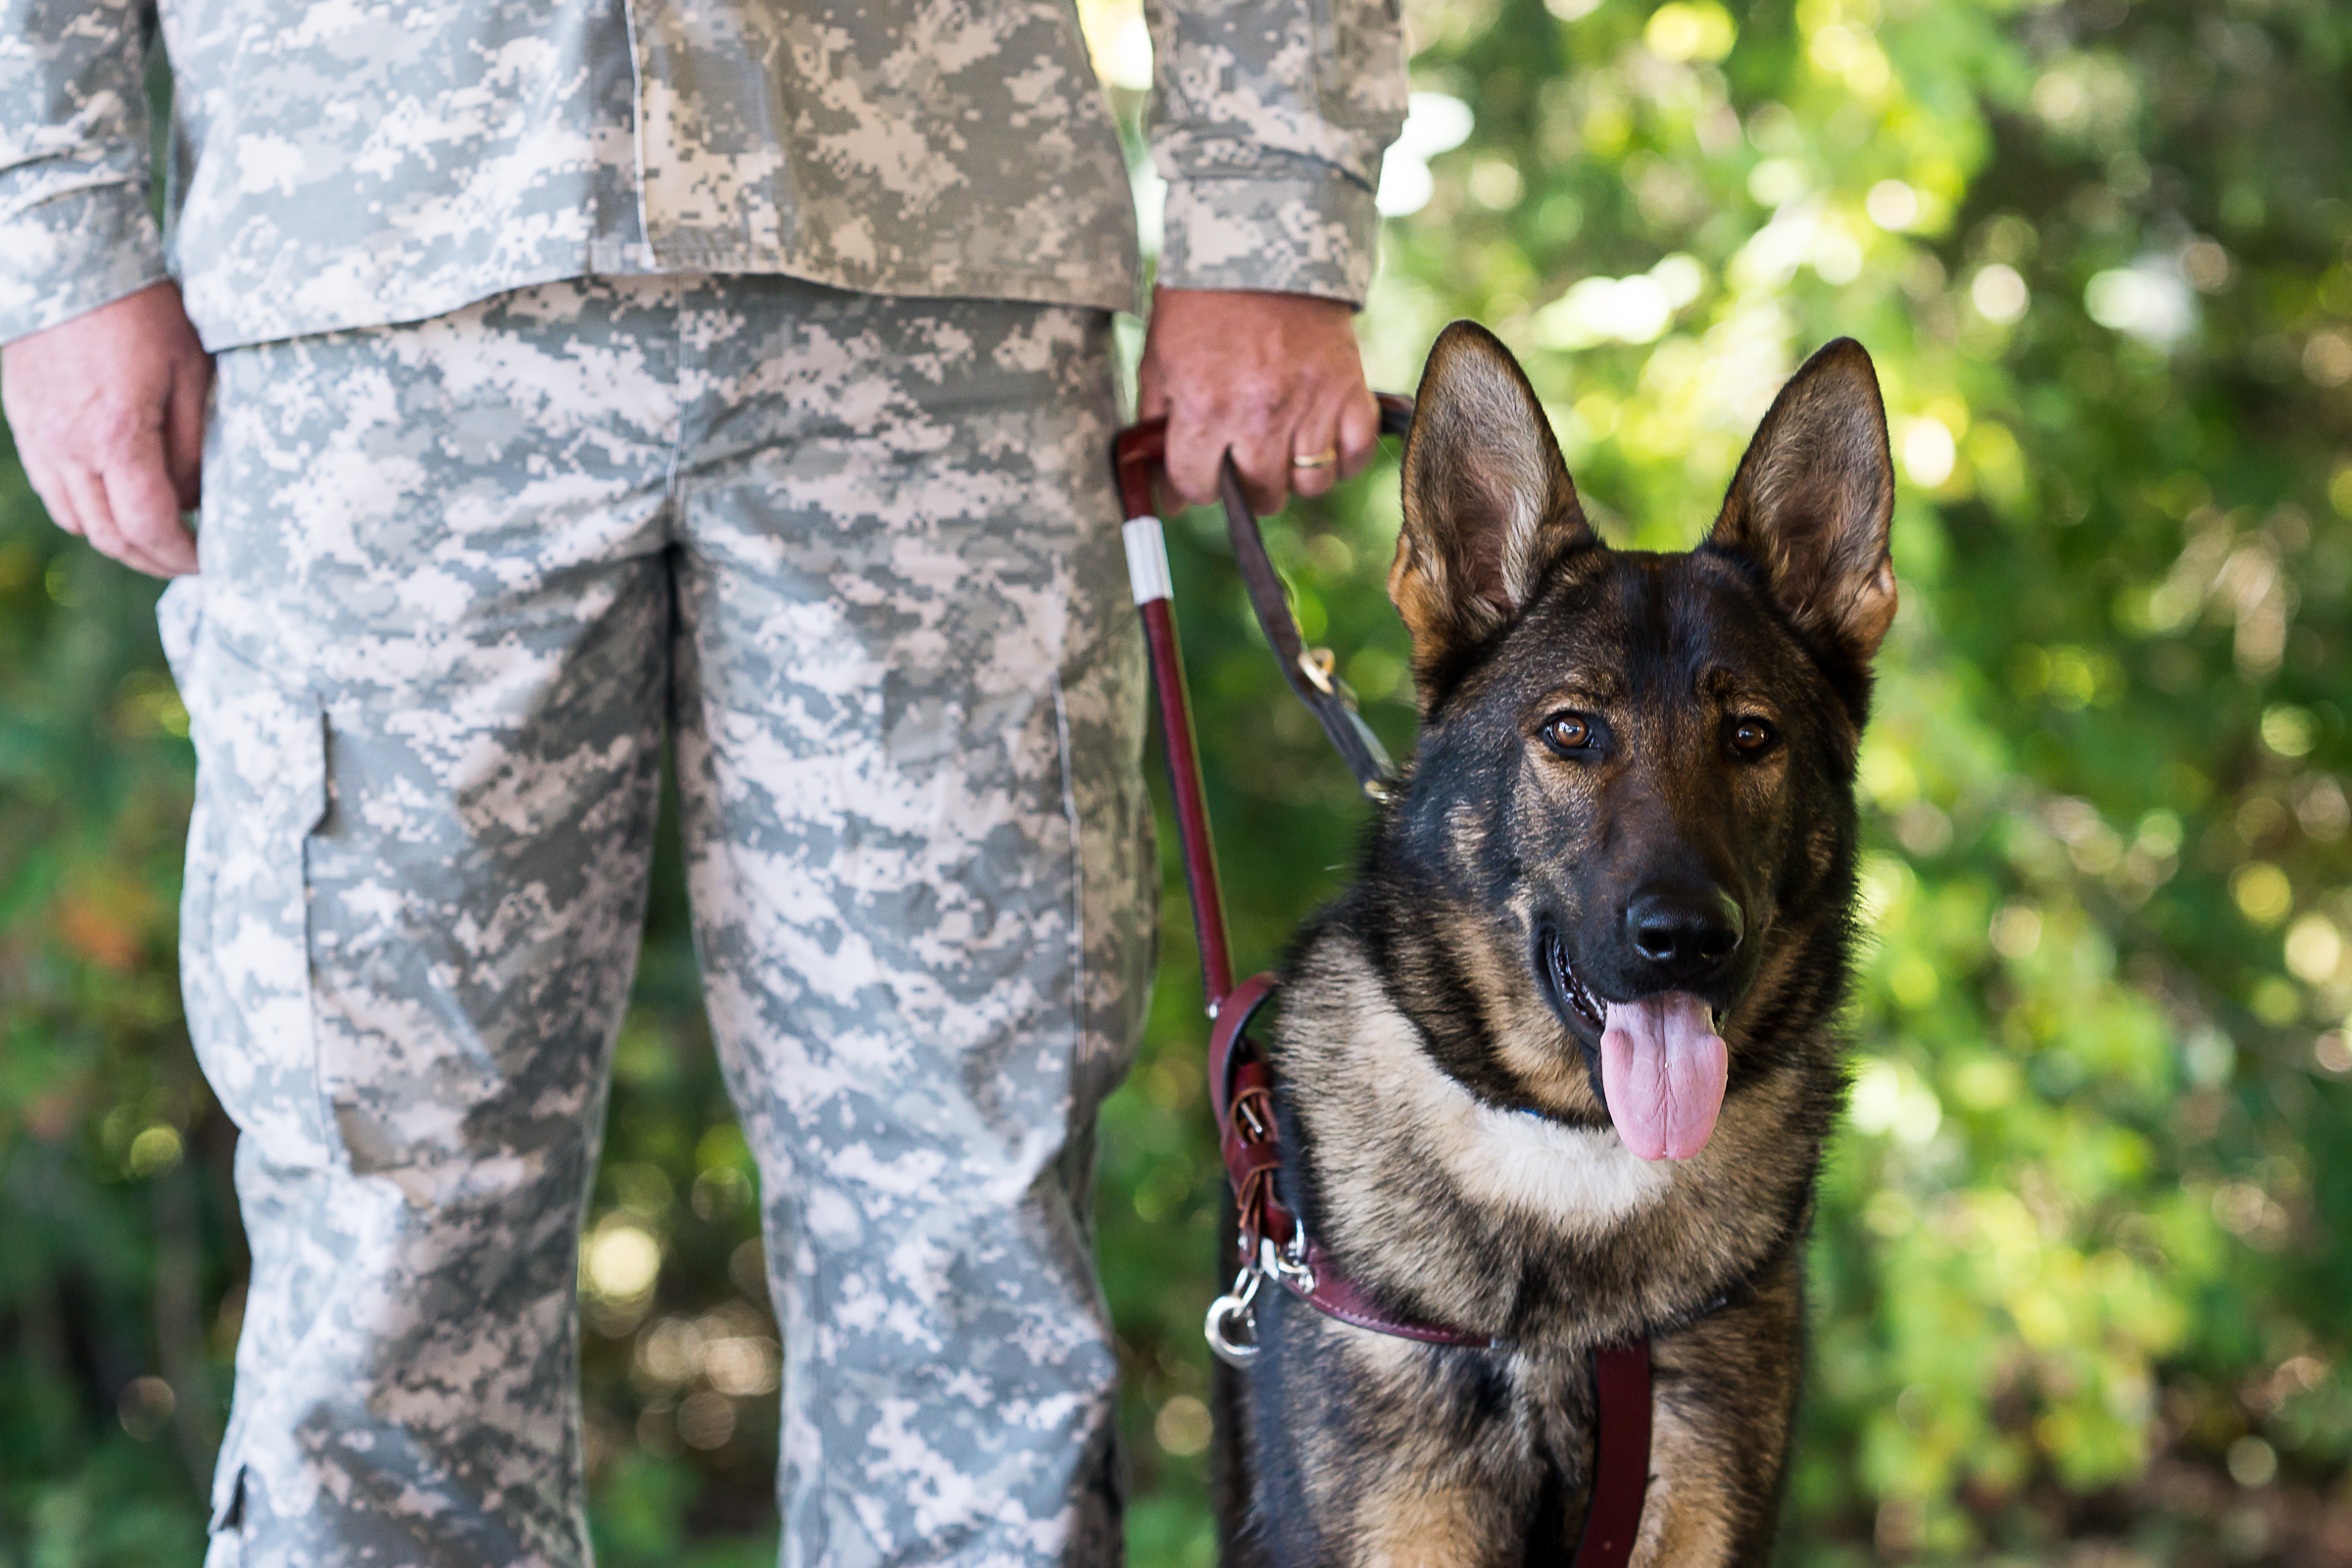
[1732,717,1776,755]
[1543,714,1594,754]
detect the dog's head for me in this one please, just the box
[1385,322,1894,1161]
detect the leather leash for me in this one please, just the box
[1109,395,1413,1007]
[1110,402,1652,1568]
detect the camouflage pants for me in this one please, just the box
[160,274,1154,1568]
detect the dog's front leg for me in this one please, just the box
[1628,1248,1805,1568]
[1258,1308,1538,1568]
[1348,1479,1512,1568]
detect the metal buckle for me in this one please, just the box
[1298,647,1337,696]
[1204,1263,1263,1367]
[1261,1227,1317,1297]
[1236,1094,1268,1142]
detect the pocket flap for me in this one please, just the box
[173,612,334,1166]
[179,633,327,843]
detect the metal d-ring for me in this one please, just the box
[1204,1263,1264,1367]
[1261,1228,1317,1297]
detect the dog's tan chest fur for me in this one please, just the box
[1296,944,1672,1240]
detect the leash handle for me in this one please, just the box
[1109,486,1233,1007]
[1111,392,1414,521]
[1110,393,1411,1013]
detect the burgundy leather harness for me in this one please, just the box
[1111,403,1654,1568]
[1206,971,1498,1348]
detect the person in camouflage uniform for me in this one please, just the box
[0,2,1408,1564]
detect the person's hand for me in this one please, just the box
[1,281,212,578]
[1136,286,1380,517]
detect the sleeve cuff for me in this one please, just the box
[0,181,169,346]
[1154,163,1382,306]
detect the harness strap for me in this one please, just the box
[1578,1341,1653,1568]
[1209,971,1495,1348]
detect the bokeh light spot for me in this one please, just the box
[1644,1,1737,63]
[1865,179,1919,230]
[1970,264,2030,324]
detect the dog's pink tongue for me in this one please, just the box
[1599,994,1728,1160]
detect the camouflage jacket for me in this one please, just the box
[0,0,1407,350]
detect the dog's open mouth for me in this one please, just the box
[1543,927,1606,1032]
[1540,926,1730,1162]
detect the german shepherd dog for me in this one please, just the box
[1213,324,1897,1566]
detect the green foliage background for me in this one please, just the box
[5,0,2351,1562]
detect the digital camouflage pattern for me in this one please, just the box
[0,0,1409,349]
[164,272,1155,1567]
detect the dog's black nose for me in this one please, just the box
[1624,887,1743,982]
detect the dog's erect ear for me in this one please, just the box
[1707,338,1898,665]
[1390,321,1593,679]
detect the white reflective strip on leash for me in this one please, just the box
[1123,515,1173,605]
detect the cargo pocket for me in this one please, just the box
[162,579,336,1167]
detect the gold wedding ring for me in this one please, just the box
[1292,448,1340,469]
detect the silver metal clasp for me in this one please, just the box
[1261,1227,1317,1297]
[1204,1263,1264,1367]
[1205,1227,1318,1367]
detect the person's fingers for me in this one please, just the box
[67,434,177,579]
[166,353,212,514]
[1135,349,1197,512]
[0,281,212,572]
[1163,387,1382,513]
[1286,416,1343,501]
[1214,371,1305,515]
[1227,419,1295,516]
[98,424,200,578]
[1290,380,1372,501]
[60,463,171,577]
[1139,288,1383,514]
[1136,359,1169,421]
[17,452,84,539]
[1334,385,1382,481]
[1160,402,1228,511]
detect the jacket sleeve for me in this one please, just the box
[0,0,169,345]
[1143,0,1409,306]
